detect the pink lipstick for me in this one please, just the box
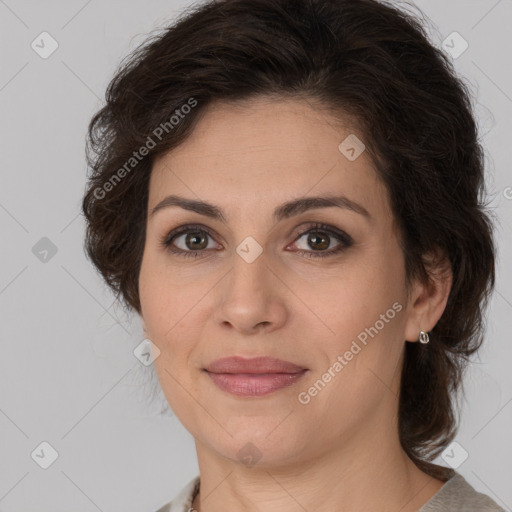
[204,356,308,397]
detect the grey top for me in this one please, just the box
[155,472,505,511]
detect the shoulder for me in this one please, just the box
[419,472,505,512]
[153,476,200,512]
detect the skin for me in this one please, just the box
[138,96,453,512]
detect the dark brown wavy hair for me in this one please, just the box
[82,0,495,481]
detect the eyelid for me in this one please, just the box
[159,223,222,253]
[289,222,353,246]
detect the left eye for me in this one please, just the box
[160,223,353,259]
[290,224,353,259]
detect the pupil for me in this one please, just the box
[309,231,329,250]
[186,232,207,250]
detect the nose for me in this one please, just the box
[213,248,289,335]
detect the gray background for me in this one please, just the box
[0,0,511,510]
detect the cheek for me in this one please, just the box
[138,251,211,369]
[308,249,407,381]
[139,258,203,417]
[139,244,191,323]
[316,266,404,339]
[139,251,185,358]
[298,291,406,432]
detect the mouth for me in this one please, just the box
[203,356,308,397]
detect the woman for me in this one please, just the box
[82,0,503,510]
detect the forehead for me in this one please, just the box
[155,96,362,166]
[149,96,392,223]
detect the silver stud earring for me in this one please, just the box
[418,330,430,344]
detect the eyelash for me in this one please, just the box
[159,222,353,259]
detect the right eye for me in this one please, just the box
[159,224,220,258]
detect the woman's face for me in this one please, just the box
[138,96,425,468]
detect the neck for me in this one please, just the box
[190,415,445,512]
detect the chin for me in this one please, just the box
[200,421,307,469]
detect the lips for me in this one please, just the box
[205,356,306,374]
[204,356,308,397]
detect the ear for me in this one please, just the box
[404,249,452,343]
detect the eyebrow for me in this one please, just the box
[150,195,372,224]
[149,194,371,222]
